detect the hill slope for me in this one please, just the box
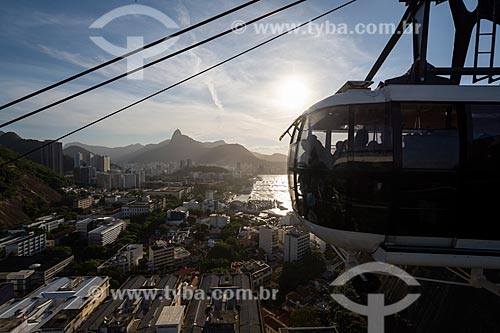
[0,146,67,229]
[64,142,144,160]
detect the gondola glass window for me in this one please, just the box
[401,103,459,169]
[351,104,393,166]
[469,104,500,166]
[296,107,349,170]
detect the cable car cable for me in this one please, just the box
[0,0,308,129]
[0,0,262,111]
[0,0,358,168]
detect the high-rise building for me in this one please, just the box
[95,155,111,172]
[135,171,145,188]
[74,166,96,185]
[123,173,137,189]
[284,231,310,262]
[74,152,83,167]
[148,240,174,272]
[259,226,279,258]
[88,220,126,246]
[96,172,112,189]
[40,141,63,175]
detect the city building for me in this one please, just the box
[73,197,93,210]
[233,260,273,287]
[167,208,188,226]
[79,275,179,333]
[23,214,64,233]
[75,218,94,239]
[155,305,185,333]
[173,247,191,268]
[87,220,125,246]
[0,254,74,296]
[97,244,144,272]
[73,166,96,186]
[183,200,201,211]
[123,172,137,189]
[96,172,112,189]
[2,232,46,256]
[40,140,63,175]
[0,276,109,333]
[284,231,310,263]
[121,199,154,217]
[259,226,279,258]
[182,274,264,333]
[94,155,111,172]
[209,214,230,229]
[263,314,287,333]
[148,240,174,272]
[74,152,83,168]
[0,283,14,307]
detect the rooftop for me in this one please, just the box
[0,318,25,333]
[0,254,73,273]
[0,276,108,333]
[183,274,263,333]
[156,305,185,326]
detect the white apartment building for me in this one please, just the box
[121,200,154,217]
[3,233,47,256]
[88,220,125,246]
[284,231,310,262]
[148,241,174,272]
[259,226,279,258]
[98,244,144,272]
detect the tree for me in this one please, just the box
[43,246,72,257]
[278,250,327,295]
[326,285,367,332]
[206,242,236,261]
[290,307,322,327]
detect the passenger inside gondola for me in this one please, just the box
[354,127,369,149]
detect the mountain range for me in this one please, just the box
[60,129,288,171]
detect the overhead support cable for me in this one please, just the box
[0,0,262,111]
[0,0,308,129]
[0,0,358,168]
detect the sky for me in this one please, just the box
[0,0,489,154]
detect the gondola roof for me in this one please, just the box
[306,83,500,115]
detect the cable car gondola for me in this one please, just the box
[281,0,500,272]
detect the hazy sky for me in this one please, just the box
[0,0,484,154]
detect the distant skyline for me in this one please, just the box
[0,0,483,154]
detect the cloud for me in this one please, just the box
[205,79,225,112]
[38,45,98,69]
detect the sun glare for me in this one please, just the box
[276,76,310,111]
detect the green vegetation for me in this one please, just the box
[290,307,322,327]
[326,285,367,332]
[0,146,69,200]
[278,249,327,295]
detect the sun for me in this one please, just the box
[276,76,310,111]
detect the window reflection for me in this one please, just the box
[401,103,459,169]
[469,104,500,166]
